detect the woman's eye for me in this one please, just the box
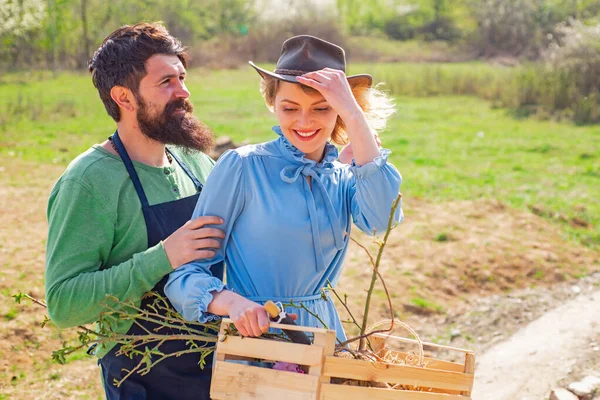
[283,108,297,112]
[315,107,330,112]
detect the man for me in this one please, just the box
[44,22,224,399]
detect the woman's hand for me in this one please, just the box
[227,296,270,337]
[209,290,299,337]
[296,68,362,122]
[297,68,379,165]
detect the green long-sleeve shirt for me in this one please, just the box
[45,144,214,358]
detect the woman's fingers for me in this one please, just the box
[300,70,332,83]
[233,314,249,336]
[258,309,270,332]
[233,306,269,337]
[296,75,319,88]
[245,310,266,336]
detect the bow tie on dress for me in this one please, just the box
[273,126,345,271]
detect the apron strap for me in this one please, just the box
[111,131,149,207]
[167,148,203,192]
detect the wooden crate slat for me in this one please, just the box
[461,353,476,396]
[323,356,473,392]
[218,335,324,366]
[211,360,319,400]
[320,383,470,400]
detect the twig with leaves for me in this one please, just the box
[13,291,220,387]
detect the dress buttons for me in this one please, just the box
[164,168,171,175]
[173,187,179,193]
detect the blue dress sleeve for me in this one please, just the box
[348,148,403,235]
[165,150,246,323]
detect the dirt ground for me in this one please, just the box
[1,159,599,399]
[472,281,600,399]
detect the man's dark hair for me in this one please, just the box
[89,22,189,122]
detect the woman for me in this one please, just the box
[165,35,402,342]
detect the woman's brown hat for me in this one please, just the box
[249,35,372,87]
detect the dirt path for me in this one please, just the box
[472,287,600,400]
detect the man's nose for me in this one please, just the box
[175,81,190,99]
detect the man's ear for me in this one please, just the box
[110,86,136,113]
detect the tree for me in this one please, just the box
[0,0,47,67]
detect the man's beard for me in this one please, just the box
[136,96,214,153]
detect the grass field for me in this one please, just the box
[1,64,598,247]
[0,63,599,398]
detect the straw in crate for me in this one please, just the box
[320,320,476,400]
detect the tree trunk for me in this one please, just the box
[48,0,58,77]
[80,0,90,69]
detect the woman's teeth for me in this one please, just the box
[295,129,318,137]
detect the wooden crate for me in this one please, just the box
[319,333,476,400]
[211,319,475,400]
[210,318,336,400]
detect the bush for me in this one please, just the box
[383,5,461,42]
[471,0,562,58]
[189,7,347,68]
[545,20,600,98]
[500,20,600,124]
[384,15,418,41]
[245,15,347,63]
[419,16,462,42]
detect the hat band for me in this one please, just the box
[273,68,309,76]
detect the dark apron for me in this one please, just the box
[99,131,224,400]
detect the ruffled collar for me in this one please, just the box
[272,126,338,176]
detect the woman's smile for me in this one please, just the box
[293,128,321,141]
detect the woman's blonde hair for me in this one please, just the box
[259,76,395,145]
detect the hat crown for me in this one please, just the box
[275,35,346,75]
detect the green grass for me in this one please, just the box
[347,37,461,62]
[410,297,444,313]
[362,62,515,99]
[0,64,598,249]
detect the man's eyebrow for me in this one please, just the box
[157,71,185,82]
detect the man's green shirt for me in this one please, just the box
[45,145,214,358]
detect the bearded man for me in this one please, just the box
[44,22,225,400]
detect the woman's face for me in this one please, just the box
[274,81,338,162]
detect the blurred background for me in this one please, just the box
[3,0,600,127]
[0,1,599,399]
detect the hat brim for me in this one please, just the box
[249,61,372,88]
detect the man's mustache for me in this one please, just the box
[164,98,194,116]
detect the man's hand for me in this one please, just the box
[163,216,225,269]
